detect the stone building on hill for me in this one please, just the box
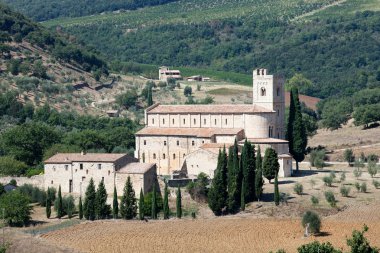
[44,153,157,197]
[135,68,292,178]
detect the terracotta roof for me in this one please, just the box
[244,138,289,144]
[117,162,155,174]
[285,92,320,111]
[147,104,273,114]
[200,143,233,154]
[136,127,244,138]
[44,153,129,164]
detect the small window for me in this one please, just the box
[98,164,102,170]
[65,165,68,171]
[80,164,83,170]
[108,170,110,175]
[164,141,167,146]
[82,176,86,181]
[277,87,280,96]
[144,140,146,145]
[86,169,88,175]
[202,140,205,144]
[153,153,156,159]
[152,118,154,124]
[277,110,280,116]
[163,154,166,159]
[193,118,196,124]
[204,119,206,125]
[102,177,104,182]
[177,140,179,146]
[142,153,145,163]
[225,119,227,125]
[183,153,186,158]
[51,180,53,184]
[53,166,56,172]
[192,140,195,146]
[183,119,185,124]
[162,118,165,125]
[173,154,176,160]
[172,119,175,124]
[214,119,217,125]
[261,87,266,96]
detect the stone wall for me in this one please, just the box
[0,175,44,187]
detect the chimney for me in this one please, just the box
[81,150,86,156]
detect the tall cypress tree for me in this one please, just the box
[255,146,264,201]
[263,148,280,183]
[78,196,83,220]
[112,186,118,219]
[242,140,256,202]
[151,183,157,219]
[163,182,170,219]
[46,195,51,219]
[147,86,153,106]
[120,176,137,220]
[286,88,295,152]
[274,173,280,206]
[176,186,182,219]
[57,185,63,218]
[228,139,241,213]
[208,147,228,215]
[95,179,108,219]
[139,189,144,220]
[84,178,96,221]
[290,87,308,171]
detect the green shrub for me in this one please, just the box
[25,168,44,178]
[18,184,47,206]
[293,183,303,195]
[367,161,379,178]
[324,191,336,207]
[323,176,333,187]
[360,182,367,193]
[302,211,321,234]
[298,241,341,253]
[329,171,336,179]
[340,172,346,183]
[54,195,76,218]
[0,191,31,226]
[355,182,361,192]
[310,150,326,167]
[353,168,362,179]
[0,156,28,176]
[340,186,350,197]
[311,196,319,206]
[143,191,163,216]
[372,180,380,189]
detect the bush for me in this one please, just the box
[25,168,44,178]
[324,191,336,207]
[9,179,17,187]
[302,211,321,234]
[340,172,346,183]
[373,180,380,189]
[186,173,209,202]
[0,156,28,176]
[310,150,326,167]
[298,241,341,253]
[0,191,31,226]
[314,158,325,169]
[367,161,378,178]
[355,182,361,192]
[293,183,303,195]
[360,182,367,193]
[18,184,47,206]
[54,195,76,218]
[143,191,163,216]
[329,171,336,179]
[311,196,319,206]
[184,86,192,96]
[340,186,351,197]
[323,176,333,187]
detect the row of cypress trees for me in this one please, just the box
[47,177,183,220]
[208,139,280,215]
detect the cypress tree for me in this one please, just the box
[84,178,96,221]
[78,196,83,220]
[163,182,170,219]
[208,147,228,215]
[290,87,308,171]
[147,86,153,106]
[139,188,144,220]
[176,186,182,219]
[255,146,264,201]
[228,139,241,213]
[112,186,118,219]
[95,179,108,219]
[286,88,295,152]
[151,183,157,219]
[241,180,245,211]
[274,173,280,206]
[57,185,63,218]
[242,140,256,202]
[46,195,51,219]
[120,176,137,220]
[263,148,280,183]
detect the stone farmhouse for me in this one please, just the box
[159,66,182,81]
[135,68,293,178]
[44,153,157,196]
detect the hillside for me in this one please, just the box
[0,0,179,21]
[39,0,380,99]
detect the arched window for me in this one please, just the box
[261,87,266,96]
[173,154,176,160]
[194,118,196,125]
[144,140,146,145]
[142,153,145,163]
[225,119,228,125]
[192,140,195,146]
[183,153,186,158]
[152,118,154,124]
[177,140,179,146]
[163,153,166,159]
[183,119,185,124]
[162,118,165,125]
[172,119,175,124]
[164,141,167,146]
[214,119,217,125]
[204,119,206,125]
[153,153,156,159]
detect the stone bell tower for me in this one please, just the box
[252,68,285,139]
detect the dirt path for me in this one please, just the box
[291,0,348,21]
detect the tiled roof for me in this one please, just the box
[44,153,129,164]
[147,104,273,114]
[243,138,289,144]
[117,162,155,174]
[199,143,233,154]
[136,127,244,138]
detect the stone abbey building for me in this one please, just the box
[135,69,293,178]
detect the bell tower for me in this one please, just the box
[252,68,285,139]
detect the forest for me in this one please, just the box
[0,0,179,21]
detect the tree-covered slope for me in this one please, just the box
[42,0,379,99]
[0,0,179,21]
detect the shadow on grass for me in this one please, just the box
[316,231,332,237]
